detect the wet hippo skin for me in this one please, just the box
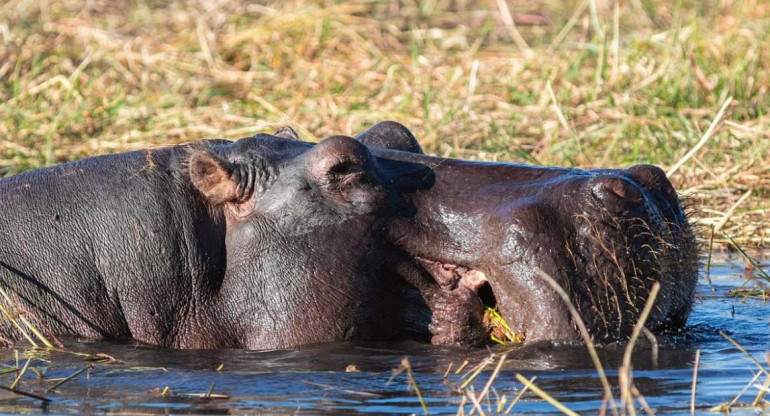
[0,121,698,349]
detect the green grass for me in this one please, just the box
[0,0,768,245]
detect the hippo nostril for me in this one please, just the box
[626,164,678,201]
[627,165,662,187]
[606,177,628,199]
[591,176,643,211]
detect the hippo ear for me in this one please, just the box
[189,151,238,204]
[355,121,424,154]
[306,135,386,214]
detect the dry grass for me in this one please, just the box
[0,0,768,245]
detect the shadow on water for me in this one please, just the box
[0,252,768,414]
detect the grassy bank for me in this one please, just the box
[1,0,768,245]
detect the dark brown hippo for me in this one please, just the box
[359,122,698,344]
[0,121,698,349]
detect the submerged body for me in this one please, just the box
[0,122,698,348]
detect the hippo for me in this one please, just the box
[356,122,698,344]
[0,121,698,349]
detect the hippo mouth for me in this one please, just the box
[413,257,518,345]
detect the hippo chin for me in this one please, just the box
[0,121,698,349]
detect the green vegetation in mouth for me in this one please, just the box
[484,306,524,345]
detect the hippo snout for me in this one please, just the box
[626,164,678,199]
[590,175,645,214]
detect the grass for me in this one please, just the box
[0,0,768,245]
[725,234,770,298]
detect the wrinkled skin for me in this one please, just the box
[0,121,698,349]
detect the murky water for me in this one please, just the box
[0,252,767,414]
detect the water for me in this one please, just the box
[0,252,767,414]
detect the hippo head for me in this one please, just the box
[354,121,699,345]
[186,121,698,348]
[185,130,441,349]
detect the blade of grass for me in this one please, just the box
[691,349,700,415]
[505,376,534,414]
[667,95,733,177]
[465,386,487,416]
[536,269,617,416]
[0,290,39,348]
[460,356,494,390]
[640,328,659,369]
[710,370,762,412]
[714,189,752,232]
[631,385,655,416]
[620,282,661,415]
[515,373,579,416]
[47,366,89,392]
[0,384,51,402]
[550,0,589,50]
[753,372,770,406]
[10,357,31,390]
[705,225,715,286]
[587,0,604,40]
[205,382,216,398]
[469,354,508,415]
[390,357,429,415]
[546,80,582,156]
[719,331,770,378]
[0,285,53,348]
[726,235,770,281]
[478,354,506,403]
[495,0,530,53]
[16,315,54,348]
[455,360,469,374]
[444,362,454,379]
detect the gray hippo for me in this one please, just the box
[0,121,698,349]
